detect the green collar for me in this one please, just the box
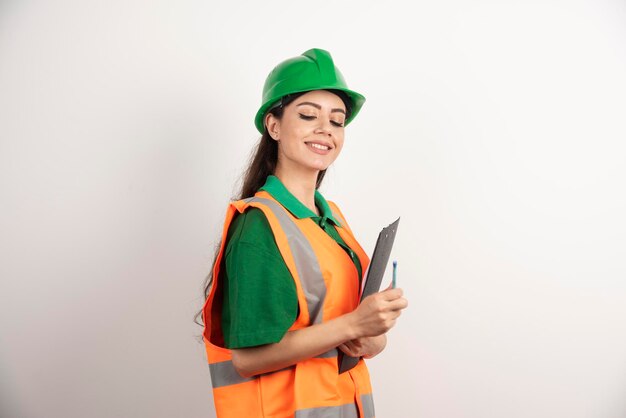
[259,175,341,226]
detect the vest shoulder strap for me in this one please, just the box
[236,193,327,326]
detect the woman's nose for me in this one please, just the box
[314,118,333,136]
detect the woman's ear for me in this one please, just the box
[265,113,280,141]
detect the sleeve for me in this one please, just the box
[221,207,298,349]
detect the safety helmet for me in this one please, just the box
[254,48,366,134]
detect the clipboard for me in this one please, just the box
[338,217,400,374]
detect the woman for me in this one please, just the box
[202,48,408,418]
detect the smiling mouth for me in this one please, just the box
[306,142,331,151]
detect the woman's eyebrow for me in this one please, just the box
[296,101,346,115]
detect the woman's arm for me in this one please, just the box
[231,287,407,377]
[338,334,387,359]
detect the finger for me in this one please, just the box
[380,287,404,301]
[339,344,358,357]
[350,339,363,349]
[381,309,403,324]
[387,297,408,311]
[344,340,361,352]
[386,307,403,317]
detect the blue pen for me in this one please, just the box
[392,260,397,288]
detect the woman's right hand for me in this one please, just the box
[347,287,408,338]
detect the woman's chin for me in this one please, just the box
[308,158,334,172]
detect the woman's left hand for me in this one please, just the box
[338,334,387,359]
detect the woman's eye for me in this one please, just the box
[299,113,344,127]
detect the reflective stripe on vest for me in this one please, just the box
[209,359,252,388]
[295,394,375,418]
[243,196,326,324]
[361,393,376,418]
[208,348,339,388]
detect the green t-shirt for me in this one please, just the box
[221,175,362,349]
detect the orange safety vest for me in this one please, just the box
[202,191,375,418]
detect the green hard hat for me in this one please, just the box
[254,48,366,134]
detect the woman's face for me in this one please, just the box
[266,90,347,175]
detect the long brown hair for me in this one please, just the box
[196,90,351,326]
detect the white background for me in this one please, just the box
[1,1,625,417]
